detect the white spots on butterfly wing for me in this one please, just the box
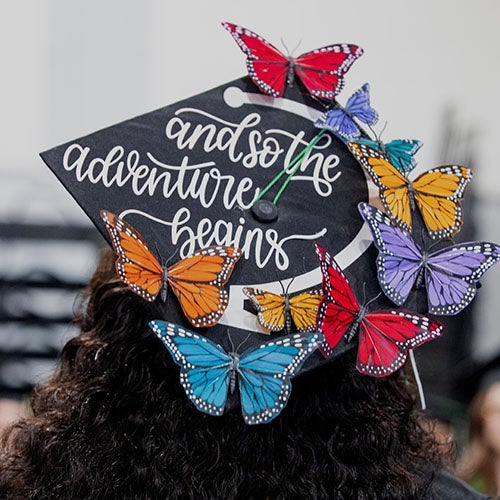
[151,322,230,416]
[241,333,322,424]
[151,321,322,424]
[173,245,240,327]
[101,211,163,302]
[358,311,443,377]
[222,23,285,98]
[358,350,407,377]
[426,241,500,315]
[418,165,471,240]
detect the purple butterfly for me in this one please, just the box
[314,83,378,140]
[358,202,500,316]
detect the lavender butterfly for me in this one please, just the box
[314,83,378,140]
[358,202,500,316]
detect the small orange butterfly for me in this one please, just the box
[101,210,242,328]
[347,142,472,239]
[243,285,322,334]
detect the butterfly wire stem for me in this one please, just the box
[252,139,313,205]
[273,129,327,204]
[409,350,427,410]
[252,128,327,207]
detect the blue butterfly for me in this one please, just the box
[356,138,423,174]
[314,83,378,140]
[149,320,323,425]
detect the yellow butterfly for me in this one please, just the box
[348,142,472,239]
[243,285,322,334]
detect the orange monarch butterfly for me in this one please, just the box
[347,142,472,240]
[101,210,242,328]
[243,284,322,334]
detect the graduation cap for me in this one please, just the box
[40,22,467,423]
[40,75,384,359]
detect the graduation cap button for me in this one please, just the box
[251,199,278,223]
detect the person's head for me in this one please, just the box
[0,248,450,499]
[457,372,500,496]
[468,379,500,456]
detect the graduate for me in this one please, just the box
[1,22,496,499]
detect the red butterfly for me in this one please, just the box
[314,243,443,377]
[222,22,363,101]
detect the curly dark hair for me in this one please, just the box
[0,249,451,499]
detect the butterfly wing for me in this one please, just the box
[222,22,289,97]
[355,138,422,175]
[357,312,443,377]
[314,243,360,356]
[358,202,423,306]
[167,246,242,328]
[237,333,323,424]
[314,84,377,140]
[314,108,359,140]
[316,296,356,357]
[425,242,500,315]
[314,242,358,304]
[293,44,363,100]
[343,83,378,126]
[101,210,163,301]
[243,287,286,332]
[412,166,472,239]
[383,139,423,174]
[149,321,232,415]
[348,142,413,232]
[289,289,322,332]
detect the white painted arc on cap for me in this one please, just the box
[223,86,325,122]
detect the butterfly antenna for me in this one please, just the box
[280,37,291,56]
[366,123,379,143]
[235,332,252,353]
[227,329,236,353]
[365,291,382,308]
[165,246,180,266]
[154,242,163,263]
[421,228,441,254]
[379,121,388,140]
[285,276,296,295]
[273,272,285,295]
[427,240,440,253]
[361,282,367,306]
[290,39,302,56]
[409,350,427,410]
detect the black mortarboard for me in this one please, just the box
[40,75,390,370]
